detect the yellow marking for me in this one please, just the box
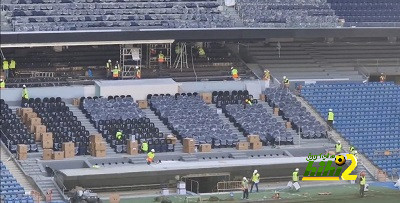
[302,177,340,181]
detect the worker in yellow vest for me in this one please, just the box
[135,66,141,79]
[9,59,16,78]
[335,141,342,155]
[292,168,300,191]
[158,52,165,70]
[359,172,366,197]
[263,69,270,81]
[147,149,155,165]
[141,140,148,153]
[0,79,5,89]
[327,109,334,130]
[115,131,123,140]
[106,59,112,79]
[231,67,239,80]
[112,65,120,80]
[250,170,260,193]
[21,85,29,106]
[3,58,9,79]
[283,76,290,88]
[198,47,206,58]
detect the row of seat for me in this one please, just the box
[0,161,34,202]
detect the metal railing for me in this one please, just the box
[185,178,199,194]
[216,181,242,192]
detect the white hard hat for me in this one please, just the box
[243,177,247,180]
[135,66,139,69]
[338,141,341,144]
[108,59,111,62]
[329,109,333,111]
[23,85,26,88]
[231,67,234,70]
[253,170,258,174]
[295,168,299,171]
[283,76,287,79]
[0,78,3,81]
[151,149,155,152]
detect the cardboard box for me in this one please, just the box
[17,144,28,154]
[23,112,37,124]
[247,135,260,143]
[52,151,64,160]
[109,193,120,203]
[250,141,263,150]
[17,153,27,160]
[127,140,138,151]
[73,98,80,106]
[35,125,46,134]
[201,93,212,104]
[28,117,41,126]
[166,135,177,145]
[21,108,33,117]
[183,138,195,147]
[273,107,279,116]
[259,94,266,102]
[64,150,75,158]
[236,141,249,150]
[199,144,211,152]
[41,132,53,141]
[43,149,53,160]
[90,134,103,143]
[286,122,292,129]
[91,142,107,151]
[183,146,195,153]
[42,138,53,149]
[62,142,75,152]
[94,150,106,157]
[127,147,138,155]
[137,100,148,109]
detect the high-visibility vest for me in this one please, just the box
[328,112,334,121]
[22,89,29,99]
[112,68,119,78]
[147,152,155,161]
[106,62,112,69]
[3,60,9,70]
[252,173,260,183]
[0,81,5,88]
[335,143,342,153]
[292,171,299,182]
[350,146,355,153]
[10,60,16,69]
[283,78,290,85]
[231,69,238,75]
[360,176,366,185]
[198,48,205,56]
[116,131,122,140]
[141,142,148,152]
[136,69,141,79]
[158,54,165,62]
[263,72,270,80]
[245,99,253,106]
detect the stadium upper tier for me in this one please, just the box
[1,0,400,32]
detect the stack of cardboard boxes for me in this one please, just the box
[127,139,138,155]
[236,141,249,150]
[17,144,28,160]
[137,100,148,109]
[183,138,195,153]
[247,135,262,150]
[72,98,80,106]
[43,149,53,160]
[90,134,106,157]
[199,144,211,152]
[200,93,212,104]
[62,142,75,158]
[41,132,53,149]
[52,151,64,160]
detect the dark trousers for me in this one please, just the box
[21,98,28,107]
[359,184,365,197]
[242,189,249,199]
[250,182,258,192]
[327,120,333,130]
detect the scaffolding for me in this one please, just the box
[173,42,189,71]
[147,43,171,69]
[120,44,142,79]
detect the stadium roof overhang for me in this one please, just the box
[1,27,400,48]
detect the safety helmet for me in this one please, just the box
[295,168,299,171]
[231,67,234,70]
[354,150,358,154]
[23,85,26,88]
[108,59,111,62]
[338,141,341,144]
[283,76,287,79]
[151,149,155,152]
[253,170,258,174]
[135,66,139,69]
[329,109,333,111]
[0,79,3,82]
[243,177,247,180]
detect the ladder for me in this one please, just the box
[173,42,189,71]
[120,44,142,79]
[147,43,172,69]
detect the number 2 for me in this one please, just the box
[341,154,358,181]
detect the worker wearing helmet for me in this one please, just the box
[335,140,342,155]
[291,168,300,191]
[106,59,112,79]
[21,85,29,106]
[282,76,290,88]
[327,109,334,130]
[0,78,5,89]
[379,73,386,83]
[135,66,141,79]
[147,149,155,165]
[231,67,239,80]
[241,177,249,199]
[250,170,260,193]
[263,69,270,81]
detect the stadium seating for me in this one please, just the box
[264,88,326,139]
[0,161,34,203]
[81,96,173,153]
[301,82,400,175]
[212,90,254,108]
[223,103,294,145]
[0,99,38,153]
[149,93,240,148]
[5,77,69,88]
[235,0,339,28]
[2,0,235,32]
[27,97,90,155]
[328,0,400,27]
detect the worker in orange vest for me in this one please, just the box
[135,66,141,79]
[112,65,120,80]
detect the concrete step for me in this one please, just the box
[230,152,248,159]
